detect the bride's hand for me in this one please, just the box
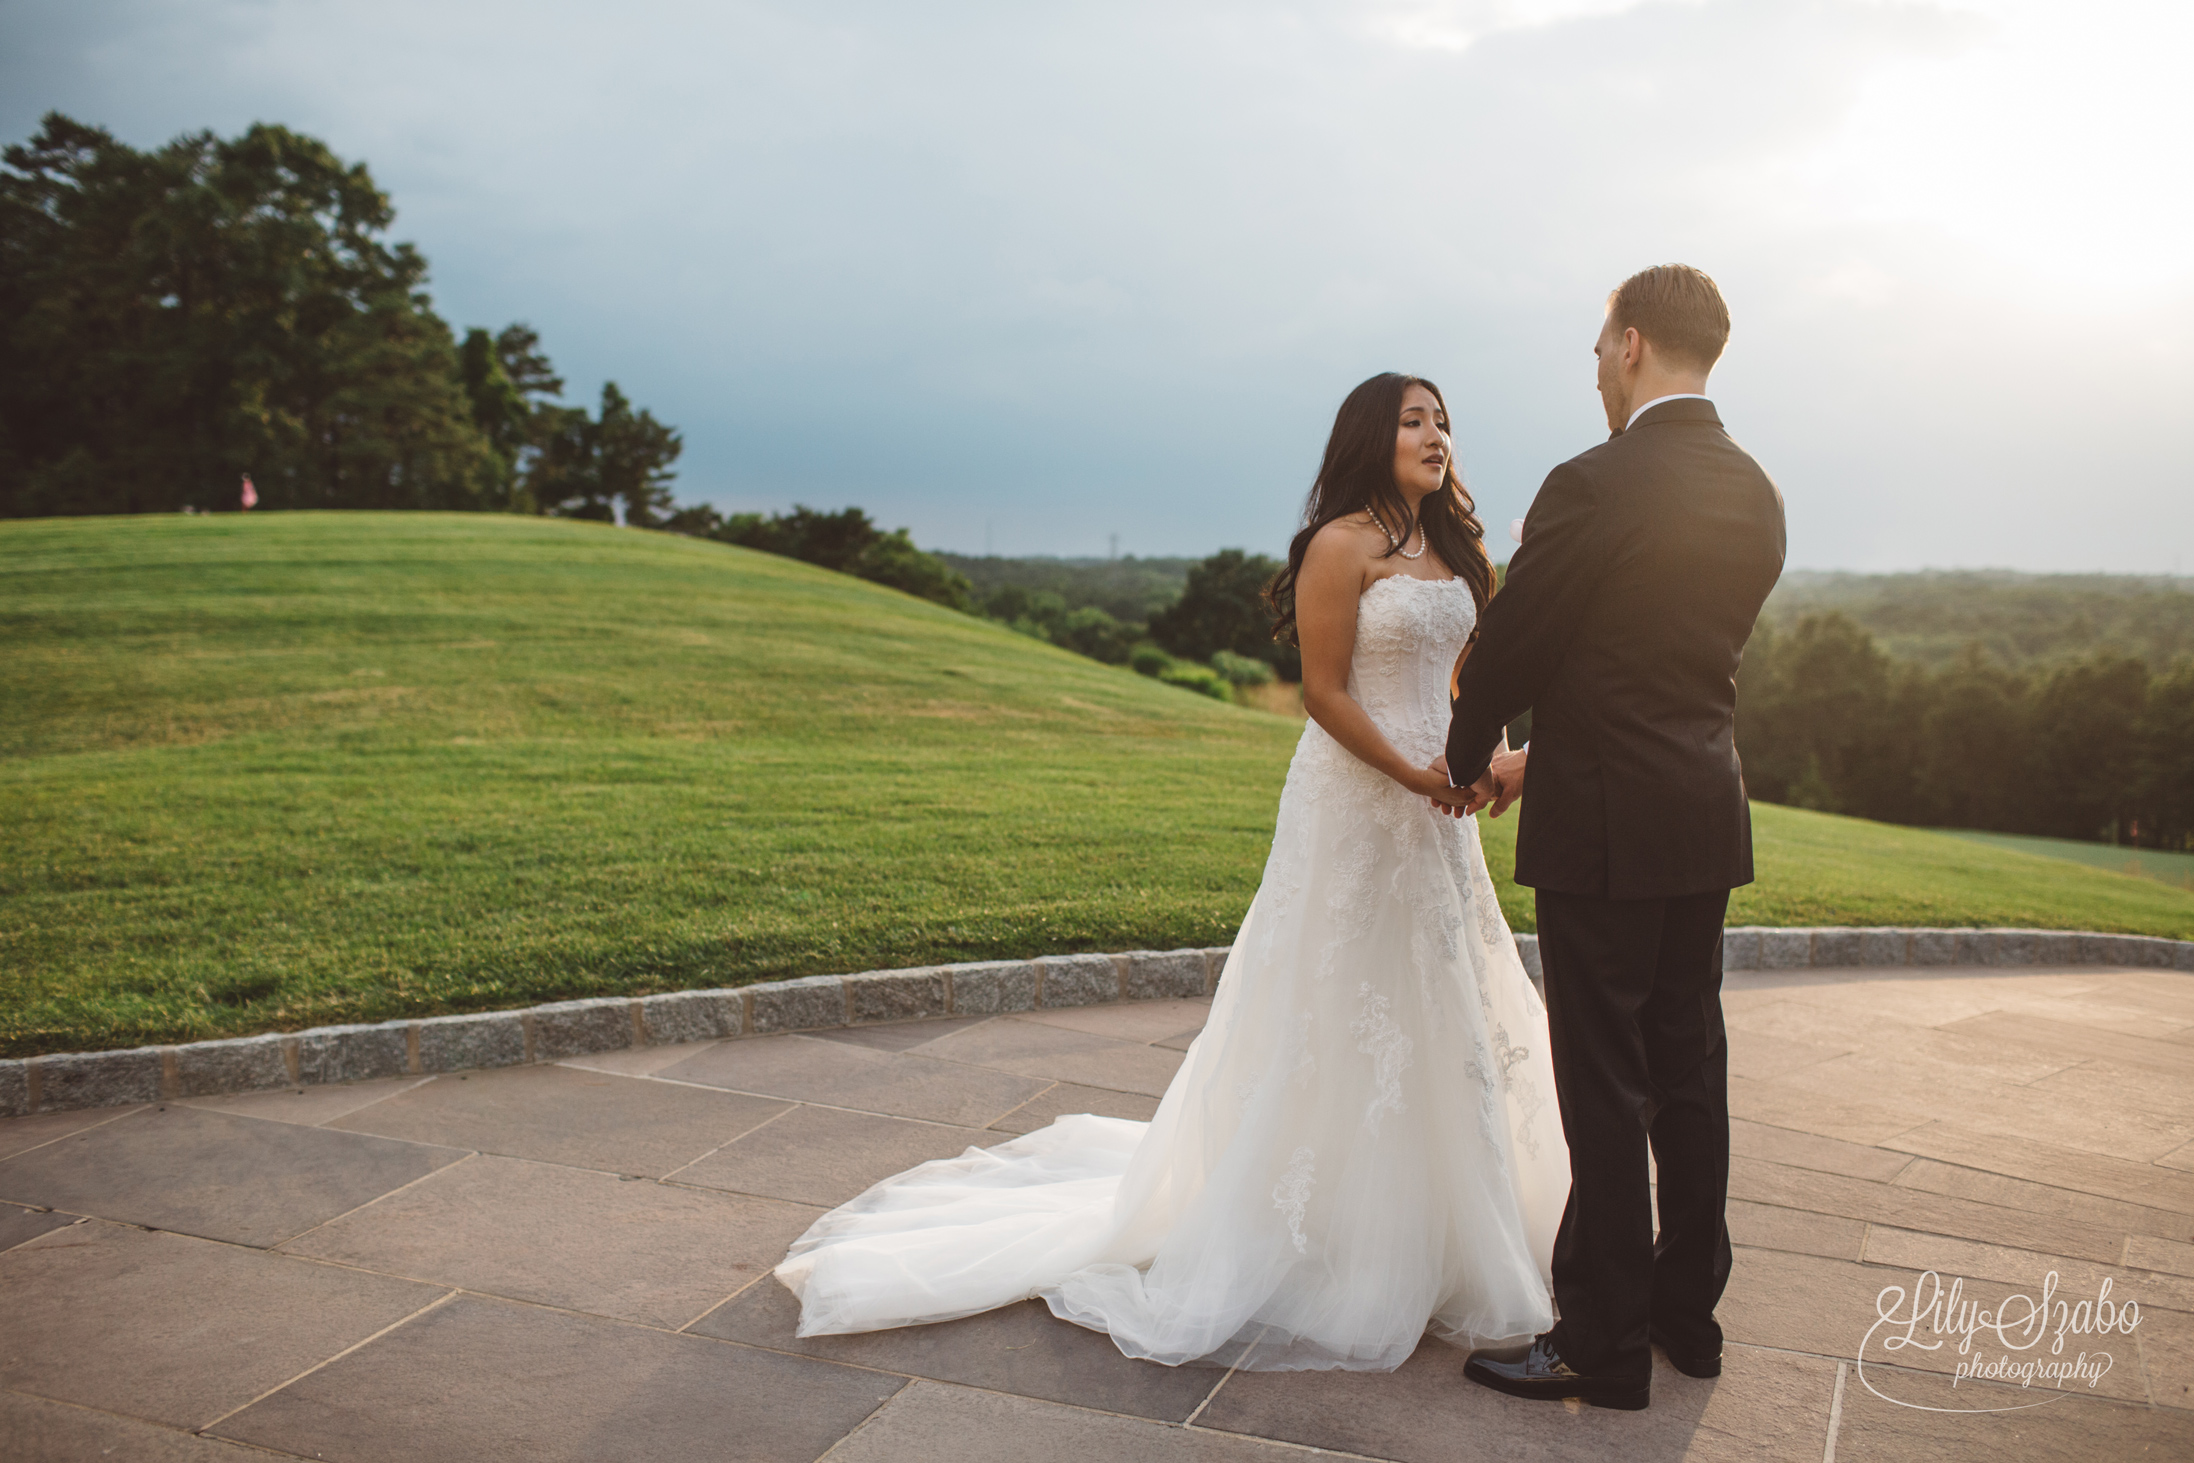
[1417,756,1478,818]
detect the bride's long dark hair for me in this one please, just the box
[1265,372,1494,647]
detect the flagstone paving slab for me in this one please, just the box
[557,1037,724,1078]
[180,1074,435,1127]
[1729,1116,1915,1183]
[1833,1374,2194,1462]
[1726,1198,1867,1261]
[914,1017,1185,1097]
[282,1152,819,1329]
[1881,1158,2193,1243]
[0,1104,142,1161]
[0,1390,270,1461]
[0,1104,467,1247]
[1882,1123,2194,1215]
[1007,997,1217,1045]
[823,1379,1305,1463]
[212,1293,903,1463]
[657,1033,1050,1127]
[328,1062,791,1178]
[2138,1303,2194,1411]
[1729,1154,2131,1262]
[0,1221,442,1431]
[1725,1073,1927,1147]
[987,1081,1162,1135]
[0,1200,78,1254]
[2126,1234,2194,1275]
[672,1104,1000,1207]
[814,1015,989,1052]
[692,1277,1227,1422]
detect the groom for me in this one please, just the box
[1441,265,1786,1410]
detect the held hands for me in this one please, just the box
[1421,750,1526,819]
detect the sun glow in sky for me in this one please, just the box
[2,0,2189,571]
[1797,0,2194,295]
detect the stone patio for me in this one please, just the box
[4,965,2193,1461]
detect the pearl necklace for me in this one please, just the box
[1368,509,1427,559]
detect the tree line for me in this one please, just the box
[710,509,1296,695]
[1,114,681,522]
[1737,612,2194,849]
[1764,569,2194,672]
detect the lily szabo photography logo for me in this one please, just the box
[1860,1270,2142,1412]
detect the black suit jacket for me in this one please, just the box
[1447,399,1786,899]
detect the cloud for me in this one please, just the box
[3,0,2188,569]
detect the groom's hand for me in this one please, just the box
[1465,770,1499,816]
[1486,746,1527,818]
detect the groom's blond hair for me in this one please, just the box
[1608,265,1729,371]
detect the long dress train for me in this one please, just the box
[776,573,1569,1371]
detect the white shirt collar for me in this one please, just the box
[1625,393,1711,431]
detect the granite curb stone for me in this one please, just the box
[749,974,848,1034]
[848,969,950,1025]
[529,998,634,1060]
[169,1033,290,1098]
[297,1022,410,1086]
[1037,953,1123,1009]
[12,928,2190,1114]
[419,1011,528,1073]
[1122,950,1207,1001]
[1859,928,1910,966]
[637,989,743,1046]
[1759,928,1813,970]
[1907,928,1960,966]
[946,960,1039,1015]
[36,1046,163,1110]
[1808,928,1863,968]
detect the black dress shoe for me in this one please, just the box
[1650,1329,1722,1379]
[1463,1335,1649,1410]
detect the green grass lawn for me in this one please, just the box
[5,511,2190,1057]
[1943,830,2194,891]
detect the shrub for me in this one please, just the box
[1160,661,1234,700]
[1210,649,1276,686]
[1130,644,1231,701]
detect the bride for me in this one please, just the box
[777,373,1569,1372]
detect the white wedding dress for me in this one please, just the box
[777,574,1569,1371]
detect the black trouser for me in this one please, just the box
[1535,886,1734,1382]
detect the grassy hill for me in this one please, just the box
[5,513,2190,1057]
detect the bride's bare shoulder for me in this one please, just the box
[1302,514,1381,581]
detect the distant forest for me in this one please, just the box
[1767,570,2194,670]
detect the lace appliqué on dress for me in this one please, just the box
[1492,1024,1544,1159]
[1351,983,1413,1134]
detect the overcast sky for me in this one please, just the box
[4,0,2190,569]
